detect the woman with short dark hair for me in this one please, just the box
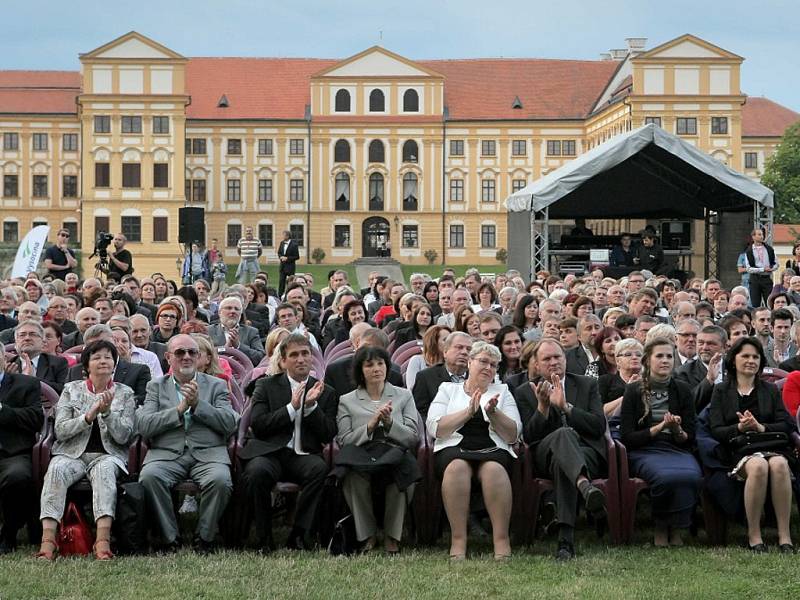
[36,340,136,560]
[336,346,420,554]
[709,336,795,553]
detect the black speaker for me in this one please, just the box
[178,207,205,245]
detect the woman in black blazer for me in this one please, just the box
[620,336,702,547]
[708,337,795,553]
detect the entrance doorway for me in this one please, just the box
[362,217,390,258]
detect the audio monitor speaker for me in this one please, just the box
[178,207,205,245]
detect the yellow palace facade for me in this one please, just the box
[0,31,797,276]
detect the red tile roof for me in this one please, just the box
[419,59,619,120]
[742,97,799,137]
[0,71,80,114]
[186,58,336,120]
[772,224,800,244]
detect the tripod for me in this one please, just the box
[93,254,110,282]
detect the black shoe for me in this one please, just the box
[468,513,490,540]
[539,501,558,537]
[748,543,768,554]
[555,540,576,561]
[192,537,217,555]
[581,484,606,517]
[285,529,309,551]
[779,543,795,555]
[156,539,181,554]
[256,536,276,555]
[0,539,16,555]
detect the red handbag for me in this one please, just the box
[57,502,94,556]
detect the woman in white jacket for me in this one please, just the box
[426,340,522,561]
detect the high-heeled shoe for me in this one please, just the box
[35,539,58,561]
[93,540,114,561]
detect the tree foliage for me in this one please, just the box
[762,121,800,223]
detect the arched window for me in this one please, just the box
[335,172,350,211]
[369,89,385,112]
[368,140,385,163]
[335,89,351,112]
[403,173,418,211]
[369,173,384,211]
[334,139,350,163]
[402,140,418,163]
[403,89,419,112]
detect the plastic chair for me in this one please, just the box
[325,341,353,366]
[64,345,84,355]
[391,340,422,363]
[218,347,255,373]
[761,367,789,384]
[324,340,349,361]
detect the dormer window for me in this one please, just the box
[512,96,523,109]
[217,95,229,108]
[335,89,351,112]
[369,89,385,112]
[403,89,419,112]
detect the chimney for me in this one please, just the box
[609,49,628,60]
[626,37,647,52]
[599,52,612,61]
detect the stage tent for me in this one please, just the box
[504,123,774,279]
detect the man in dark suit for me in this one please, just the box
[675,324,726,411]
[0,350,43,553]
[411,331,472,417]
[277,230,300,298]
[324,325,403,398]
[0,313,17,335]
[564,314,602,375]
[515,339,607,561]
[66,324,151,405]
[240,334,338,552]
[4,321,68,394]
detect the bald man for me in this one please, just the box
[61,307,100,349]
[137,334,239,552]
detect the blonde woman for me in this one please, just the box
[263,327,290,375]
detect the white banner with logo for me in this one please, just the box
[11,225,50,279]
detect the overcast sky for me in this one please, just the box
[6,0,799,111]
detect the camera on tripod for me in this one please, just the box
[90,232,114,259]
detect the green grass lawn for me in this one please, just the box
[1,542,798,599]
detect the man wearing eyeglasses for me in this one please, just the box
[3,321,68,394]
[674,319,699,365]
[137,334,240,553]
[43,229,78,281]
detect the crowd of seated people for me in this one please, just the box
[1,255,800,563]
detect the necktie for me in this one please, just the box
[450,373,465,383]
[293,385,308,455]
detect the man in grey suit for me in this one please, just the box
[207,296,265,365]
[136,334,240,552]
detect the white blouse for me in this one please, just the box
[426,382,522,456]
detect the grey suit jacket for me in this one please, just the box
[336,383,419,450]
[136,372,239,465]
[207,323,266,365]
[53,380,136,466]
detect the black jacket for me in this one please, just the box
[565,346,590,376]
[619,378,696,450]
[708,379,793,465]
[0,314,18,333]
[514,372,607,461]
[324,355,403,399]
[675,358,716,411]
[239,373,338,459]
[9,352,68,395]
[67,359,151,405]
[411,364,452,417]
[0,372,43,457]
[277,239,300,274]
